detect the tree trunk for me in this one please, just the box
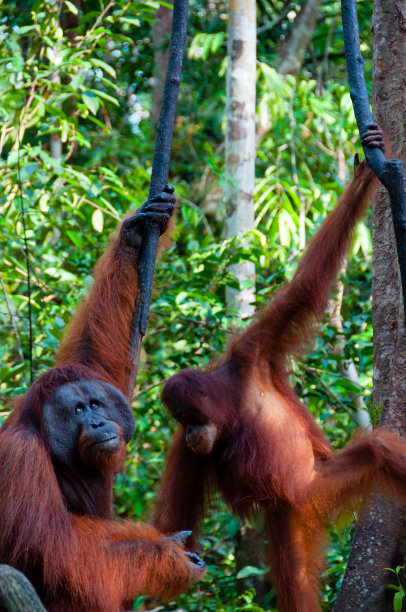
[277,0,324,75]
[225,0,256,318]
[235,526,270,604]
[0,565,46,612]
[152,2,173,122]
[333,2,406,610]
[226,0,263,595]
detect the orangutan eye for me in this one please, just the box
[74,404,84,415]
[89,400,98,410]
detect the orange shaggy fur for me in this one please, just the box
[0,213,202,612]
[56,215,173,399]
[154,160,406,611]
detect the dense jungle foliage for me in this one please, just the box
[0,0,379,609]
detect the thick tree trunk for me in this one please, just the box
[226,0,263,591]
[225,0,256,318]
[277,0,324,75]
[333,2,406,610]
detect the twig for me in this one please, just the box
[133,379,166,399]
[11,78,39,150]
[0,312,30,320]
[257,0,292,35]
[77,1,115,49]
[150,309,233,334]
[0,275,25,373]
[298,362,368,386]
[16,123,34,385]
[300,363,355,418]
[151,309,211,327]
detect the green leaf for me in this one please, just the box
[12,56,24,72]
[236,566,267,579]
[20,163,38,180]
[87,115,110,132]
[90,89,119,106]
[91,208,104,232]
[82,91,100,115]
[64,0,79,14]
[39,194,49,213]
[66,231,82,247]
[18,25,40,34]
[71,73,85,91]
[7,150,21,167]
[393,591,404,612]
[210,32,225,54]
[90,58,116,78]
[119,16,141,27]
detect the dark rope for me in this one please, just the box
[341,0,406,324]
[127,0,189,399]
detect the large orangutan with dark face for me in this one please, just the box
[0,187,204,612]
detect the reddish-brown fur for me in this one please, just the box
[55,217,173,399]
[0,215,202,612]
[154,161,406,611]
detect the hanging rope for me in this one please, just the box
[127,0,189,398]
[341,0,406,321]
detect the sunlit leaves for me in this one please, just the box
[91,208,104,232]
[82,90,100,115]
[64,1,78,15]
[189,32,225,61]
[0,0,154,403]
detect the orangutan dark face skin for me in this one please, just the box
[0,187,206,612]
[166,389,222,455]
[42,380,135,470]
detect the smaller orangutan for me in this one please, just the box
[0,188,205,612]
[153,126,406,612]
